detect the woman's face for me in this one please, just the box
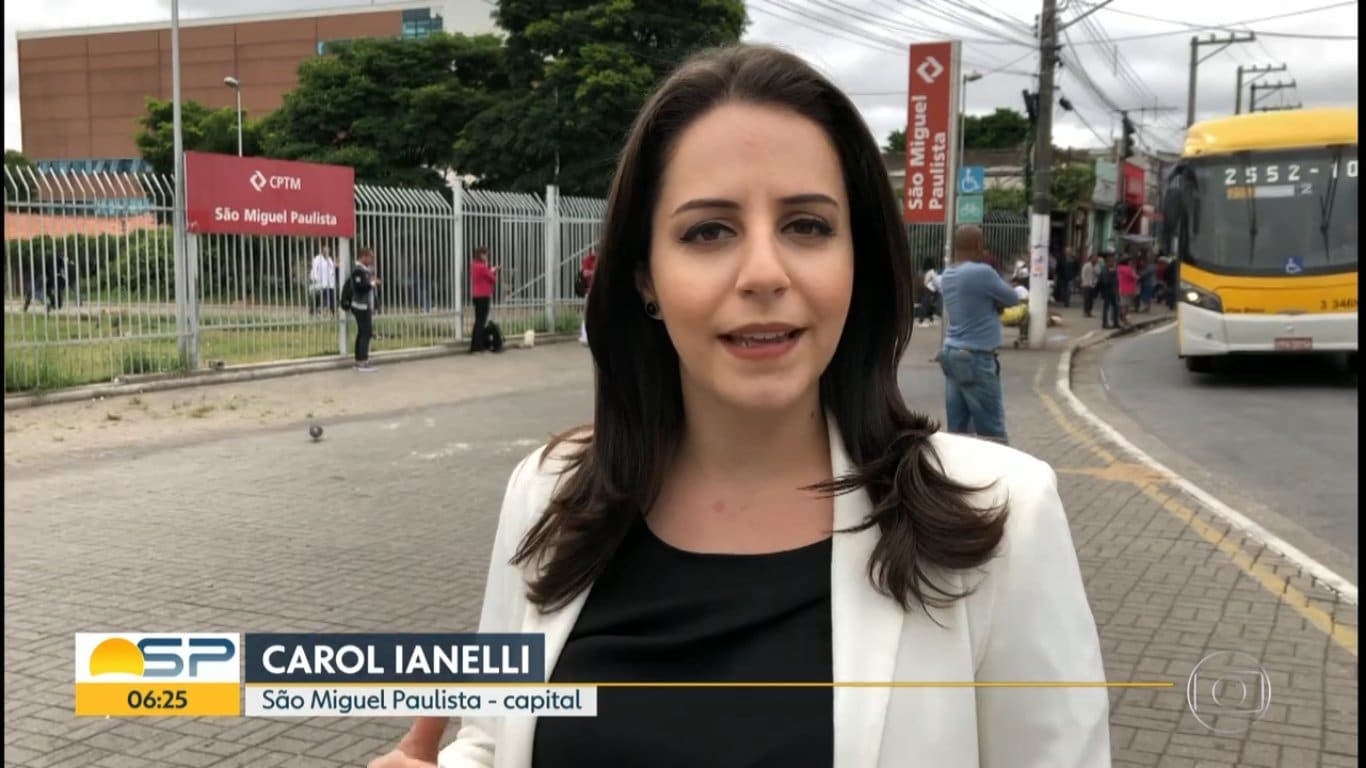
[644,102,855,416]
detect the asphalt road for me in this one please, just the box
[1096,323,1359,572]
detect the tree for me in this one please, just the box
[454,0,748,196]
[257,33,509,190]
[884,129,905,153]
[985,187,1027,214]
[5,149,34,174]
[1051,162,1095,212]
[136,99,264,176]
[963,108,1030,150]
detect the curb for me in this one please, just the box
[1057,316,1358,604]
[4,333,579,412]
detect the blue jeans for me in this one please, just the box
[939,346,1009,442]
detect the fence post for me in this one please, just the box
[544,184,560,333]
[452,181,464,344]
[338,238,352,356]
[186,233,200,369]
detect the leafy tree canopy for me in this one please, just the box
[455,0,747,195]
[136,99,264,176]
[256,33,508,190]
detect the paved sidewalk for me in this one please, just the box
[996,304,1357,768]
[3,302,1357,768]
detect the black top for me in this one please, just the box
[532,514,834,768]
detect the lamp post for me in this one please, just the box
[958,70,983,192]
[223,76,242,156]
[943,69,984,273]
[171,0,193,368]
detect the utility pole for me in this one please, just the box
[1251,80,1297,112]
[1235,63,1287,115]
[1187,32,1256,127]
[171,0,192,370]
[1026,0,1058,349]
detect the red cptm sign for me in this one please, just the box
[185,152,355,237]
[904,41,956,224]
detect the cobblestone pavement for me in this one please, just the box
[4,305,1357,767]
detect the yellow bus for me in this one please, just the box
[1162,107,1357,372]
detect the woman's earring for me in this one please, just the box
[644,301,661,319]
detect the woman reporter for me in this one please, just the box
[373,43,1109,768]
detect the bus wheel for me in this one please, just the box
[1184,356,1214,374]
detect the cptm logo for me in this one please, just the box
[916,56,944,84]
[74,633,241,717]
[249,170,303,192]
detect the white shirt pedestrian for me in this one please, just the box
[310,250,337,291]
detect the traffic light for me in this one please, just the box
[1121,113,1136,159]
[1023,90,1039,123]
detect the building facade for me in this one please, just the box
[15,0,499,167]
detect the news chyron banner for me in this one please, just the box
[75,633,597,718]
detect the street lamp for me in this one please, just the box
[944,69,984,273]
[223,76,242,156]
[958,70,983,190]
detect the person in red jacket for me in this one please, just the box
[469,246,498,353]
[579,247,597,346]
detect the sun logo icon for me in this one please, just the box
[88,637,145,678]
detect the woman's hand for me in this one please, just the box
[368,718,447,768]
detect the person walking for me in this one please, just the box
[579,247,597,346]
[1097,251,1120,329]
[309,244,337,315]
[918,260,940,328]
[469,247,498,353]
[1138,253,1157,313]
[938,224,1021,443]
[1117,254,1138,328]
[1080,253,1099,318]
[348,247,380,371]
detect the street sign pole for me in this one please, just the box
[940,41,962,273]
[904,40,960,349]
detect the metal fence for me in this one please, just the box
[907,210,1032,279]
[4,168,605,395]
[4,165,1026,395]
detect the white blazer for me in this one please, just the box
[440,419,1112,767]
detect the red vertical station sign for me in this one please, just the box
[904,41,956,224]
[185,151,356,237]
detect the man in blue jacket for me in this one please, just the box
[938,225,1021,443]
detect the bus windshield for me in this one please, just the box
[1186,146,1358,276]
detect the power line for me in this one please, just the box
[863,0,1024,47]
[1065,29,1356,45]
[748,2,903,57]
[1071,10,1160,109]
[764,0,1024,70]
[929,0,1035,43]
[1082,0,1357,30]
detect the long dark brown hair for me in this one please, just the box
[513,44,1007,614]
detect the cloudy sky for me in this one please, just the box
[4,0,1359,157]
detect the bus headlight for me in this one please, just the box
[1179,282,1223,313]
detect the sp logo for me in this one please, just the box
[81,633,239,681]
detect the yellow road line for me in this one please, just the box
[1035,359,1358,657]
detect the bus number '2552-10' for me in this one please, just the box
[1322,298,1358,311]
[1224,160,1358,185]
